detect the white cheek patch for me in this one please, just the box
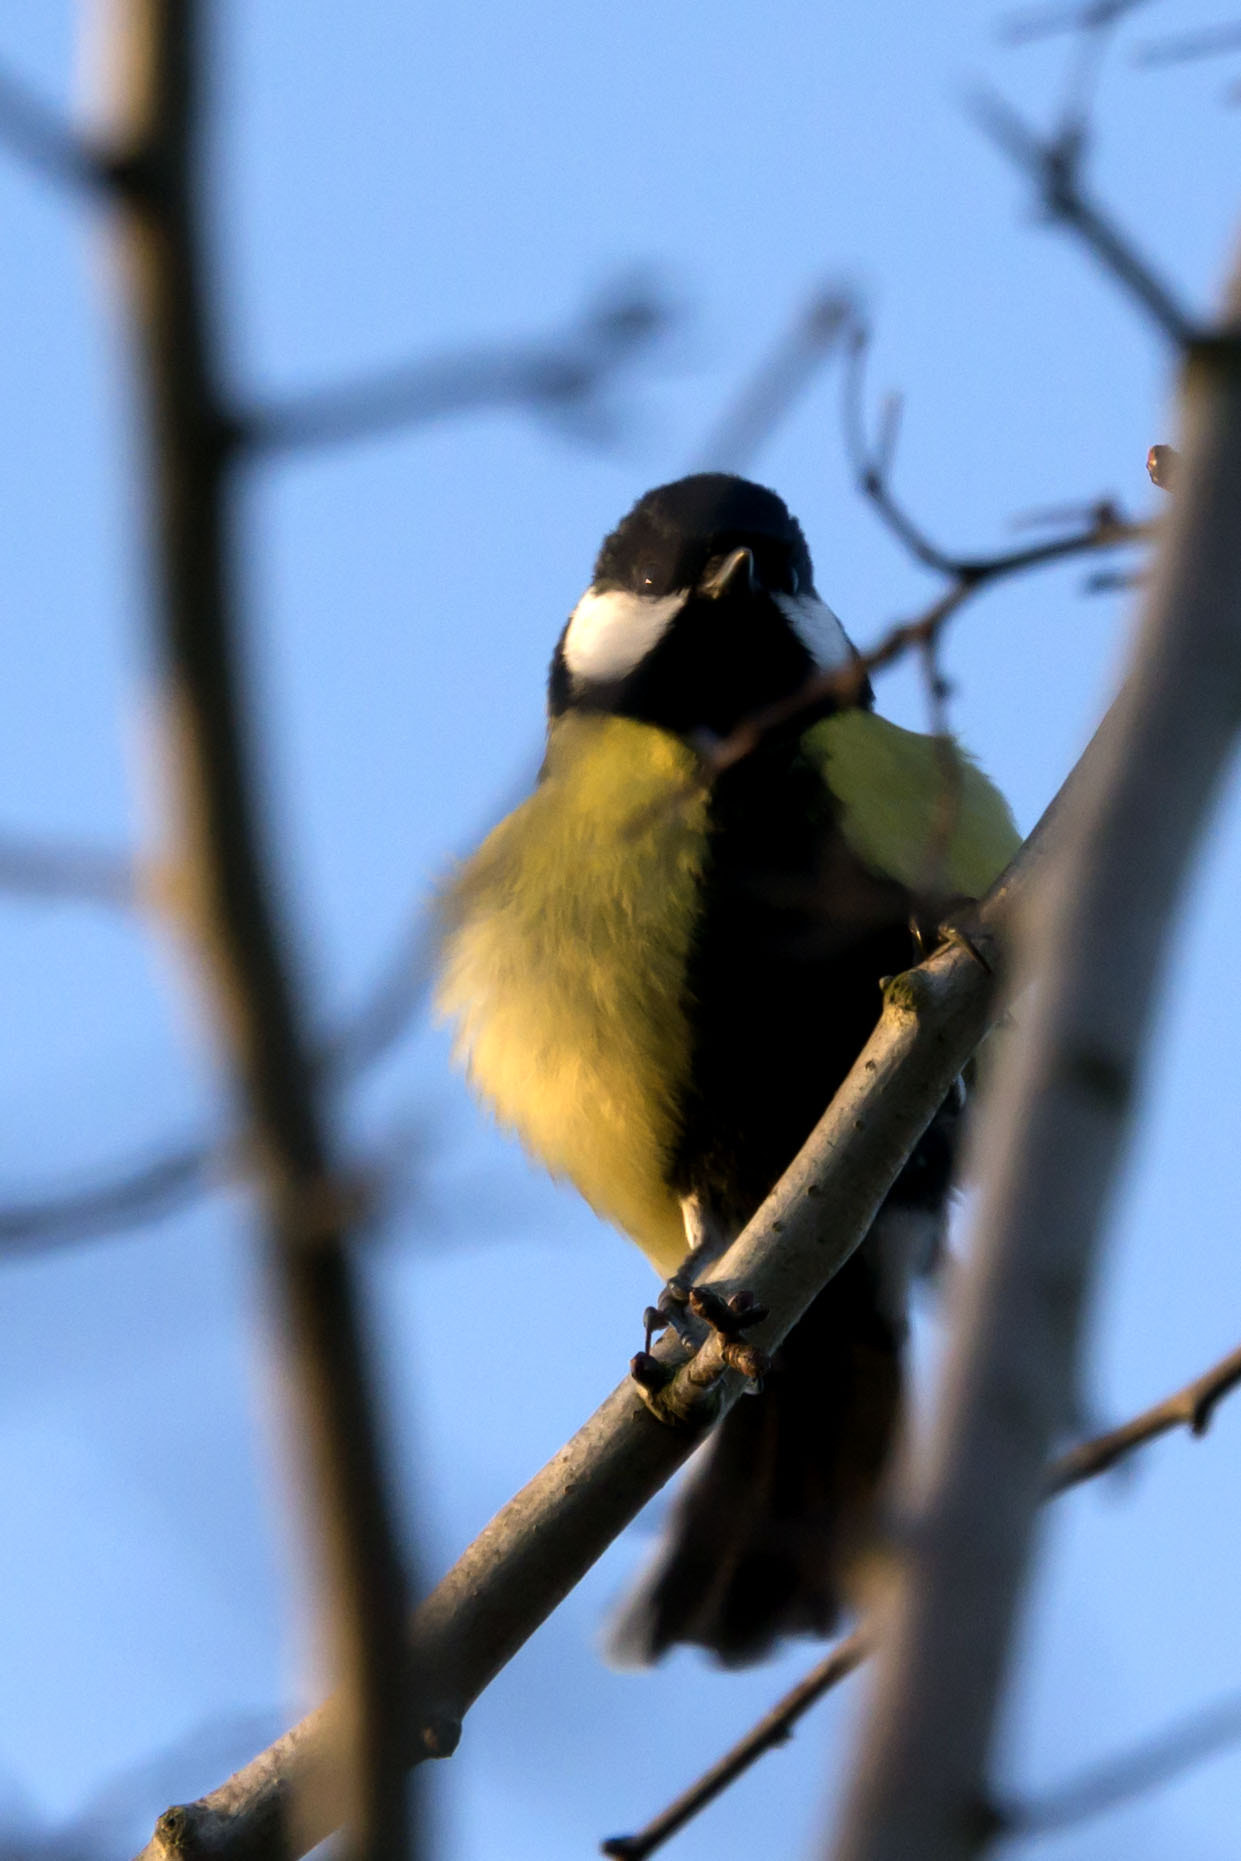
[562,586,686,686]
[774,592,852,672]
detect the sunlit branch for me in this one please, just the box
[131,601,1175,1861]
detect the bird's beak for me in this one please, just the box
[698,546,757,599]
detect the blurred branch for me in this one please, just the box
[242,286,673,454]
[598,1332,1241,1859]
[995,1690,1241,1840]
[828,258,1241,1861]
[1133,22,1241,68]
[0,833,136,905]
[998,0,1155,48]
[0,1142,215,1248]
[105,6,412,1859]
[133,617,1169,1861]
[0,59,101,190]
[967,86,1198,344]
[690,290,852,474]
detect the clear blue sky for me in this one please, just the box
[2,4,1241,1857]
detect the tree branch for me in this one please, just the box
[106,7,413,1857]
[130,592,1164,1861]
[996,1688,1241,1839]
[967,87,1198,344]
[1046,1338,1241,1493]
[597,1331,1241,1860]
[0,59,101,191]
[827,259,1241,1861]
[0,833,136,907]
[599,1631,874,1861]
[241,287,671,454]
[690,290,852,474]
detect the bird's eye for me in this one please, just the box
[642,575,654,589]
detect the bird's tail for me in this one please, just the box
[608,1247,905,1667]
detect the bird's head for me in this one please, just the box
[548,474,862,740]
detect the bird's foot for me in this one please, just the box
[684,1286,771,1386]
[630,1285,770,1421]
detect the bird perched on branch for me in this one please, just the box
[437,474,1018,1664]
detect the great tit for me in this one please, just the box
[437,474,1018,1665]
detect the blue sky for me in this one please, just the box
[2,3,1241,1857]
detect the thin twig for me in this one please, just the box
[842,326,957,574]
[997,1690,1241,1838]
[0,834,136,905]
[1046,1339,1241,1493]
[599,1333,1241,1860]
[600,1631,874,1861]
[0,59,101,190]
[1133,22,1241,69]
[999,0,1156,48]
[243,288,671,454]
[691,291,853,474]
[0,1143,216,1248]
[967,87,1199,345]
[697,496,1143,786]
[106,7,413,1857]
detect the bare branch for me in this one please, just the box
[842,326,957,574]
[828,263,1241,1861]
[691,290,853,474]
[106,6,413,1856]
[129,593,1176,1861]
[600,1330,1241,1859]
[1046,1339,1241,1493]
[967,87,1199,345]
[696,494,1144,788]
[0,1143,215,1249]
[999,1690,1241,1839]
[242,287,672,454]
[1133,22,1241,69]
[0,833,136,906]
[0,59,100,190]
[998,0,1156,48]
[600,1630,874,1861]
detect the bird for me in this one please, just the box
[436,473,1019,1665]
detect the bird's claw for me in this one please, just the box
[937,917,995,975]
[685,1286,771,1387]
[631,1283,771,1421]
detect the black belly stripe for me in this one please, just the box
[667,738,923,1228]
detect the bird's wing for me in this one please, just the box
[803,707,1021,901]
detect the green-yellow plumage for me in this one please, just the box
[438,706,1018,1277]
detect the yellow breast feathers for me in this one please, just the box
[436,713,708,1275]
